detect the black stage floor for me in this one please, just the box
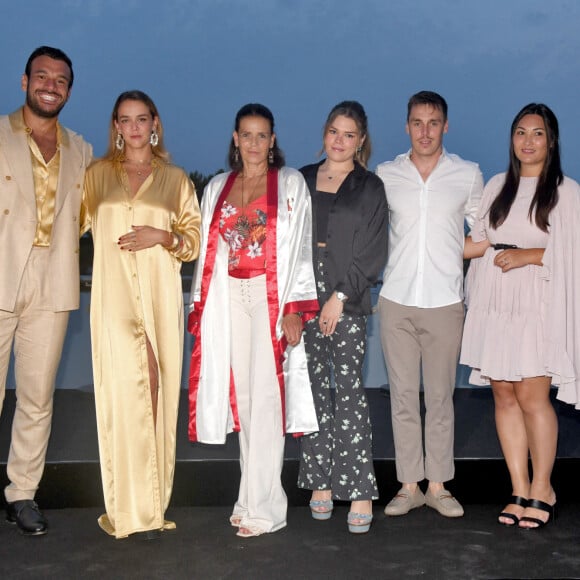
[1,504,579,580]
[1,388,580,579]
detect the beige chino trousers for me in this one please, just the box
[379,297,464,484]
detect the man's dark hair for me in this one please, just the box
[407,91,447,121]
[25,46,74,88]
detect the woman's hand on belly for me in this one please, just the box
[494,248,545,272]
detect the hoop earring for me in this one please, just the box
[234,147,240,163]
[115,133,125,151]
[355,146,362,160]
[150,129,159,147]
[268,148,274,164]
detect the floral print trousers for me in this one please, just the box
[297,261,378,501]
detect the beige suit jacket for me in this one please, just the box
[0,109,93,312]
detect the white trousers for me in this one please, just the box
[0,248,69,502]
[229,275,287,533]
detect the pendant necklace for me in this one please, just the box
[325,165,353,181]
[126,158,152,178]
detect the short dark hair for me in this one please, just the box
[407,91,447,121]
[25,46,74,88]
[228,103,285,170]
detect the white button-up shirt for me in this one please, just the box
[377,149,483,308]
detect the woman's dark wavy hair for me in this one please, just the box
[227,103,285,171]
[489,103,563,232]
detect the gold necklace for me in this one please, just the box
[125,158,152,177]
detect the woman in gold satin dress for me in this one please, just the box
[82,90,201,539]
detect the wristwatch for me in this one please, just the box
[335,291,348,303]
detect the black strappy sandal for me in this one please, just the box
[519,498,556,530]
[498,495,528,526]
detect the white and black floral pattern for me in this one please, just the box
[298,260,378,501]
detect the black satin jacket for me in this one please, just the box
[300,161,388,315]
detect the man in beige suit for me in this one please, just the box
[0,46,92,535]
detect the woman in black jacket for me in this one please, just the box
[297,101,388,533]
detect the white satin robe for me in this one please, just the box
[188,167,319,444]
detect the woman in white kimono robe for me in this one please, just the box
[188,104,318,538]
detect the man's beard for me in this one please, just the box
[26,90,67,119]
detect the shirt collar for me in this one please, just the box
[404,147,449,164]
[9,107,66,147]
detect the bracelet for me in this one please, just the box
[168,233,180,251]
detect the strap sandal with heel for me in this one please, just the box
[498,495,528,526]
[519,498,556,530]
[347,511,373,534]
[309,499,334,521]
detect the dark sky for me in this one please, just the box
[3,0,580,182]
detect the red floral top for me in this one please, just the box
[219,194,267,276]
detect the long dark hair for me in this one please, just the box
[489,103,562,232]
[227,103,285,170]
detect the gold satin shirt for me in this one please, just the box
[82,157,201,538]
[16,110,62,247]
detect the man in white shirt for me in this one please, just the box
[376,91,483,518]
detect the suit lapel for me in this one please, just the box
[1,114,85,217]
[54,129,83,215]
[0,117,36,211]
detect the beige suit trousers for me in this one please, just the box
[379,297,464,484]
[0,248,69,502]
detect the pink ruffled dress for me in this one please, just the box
[461,174,550,384]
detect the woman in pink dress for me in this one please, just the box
[462,103,580,529]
